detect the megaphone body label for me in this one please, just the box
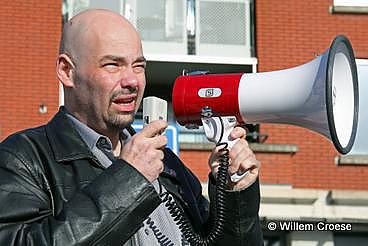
[198,88,222,98]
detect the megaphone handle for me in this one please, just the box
[201,116,248,183]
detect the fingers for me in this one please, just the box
[141,120,168,137]
[135,120,168,148]
[229,152,254,175]
[151,134,168,149]
[232,158,259,175]
[209,127,260,187]
[152,149,165,171]
[118,120,168,182]
[229,126,246,141]
[120,136,166,182]
[130,132,168,149]
[230,138,249,158]
[226,138,260,189]
[208,145,224,177]
[209,145,224,163]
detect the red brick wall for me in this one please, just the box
[0,1,61,140]
[182,0,368,191]
[256,0,368,190]
[181,150,212,181]
[181,150,295,186]
[181,149,296,186]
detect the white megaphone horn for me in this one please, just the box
[172,35,359,155]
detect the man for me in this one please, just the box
[0,9,262,245]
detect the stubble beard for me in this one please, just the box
[106,88,140,131]
[105,110,135,132]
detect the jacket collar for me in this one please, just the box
[45,107,96,162]
[45,108,181,182]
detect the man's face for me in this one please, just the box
[71,24,146,133]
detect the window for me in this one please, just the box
[330,0,368,13]
[334,0,368,7]
[196,0,253,57]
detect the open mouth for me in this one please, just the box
[111,94,137,112]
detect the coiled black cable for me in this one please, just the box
[145,216,175,246]
[159,117,230,245]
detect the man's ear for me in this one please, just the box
[56,54,76,88]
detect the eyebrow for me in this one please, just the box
[99,55,147,64]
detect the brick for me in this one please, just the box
[0,1,61,141]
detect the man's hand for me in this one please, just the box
[208,127,260,190]
[119,120,168,182]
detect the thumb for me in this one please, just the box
[140,120,168,137]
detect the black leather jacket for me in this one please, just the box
[0,108,263,245]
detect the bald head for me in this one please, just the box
[56,9,147,138]
[59,9,141,64]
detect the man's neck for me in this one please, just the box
[64,106,124,156]
[112,139,122,157]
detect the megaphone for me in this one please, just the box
[172,35,359,154]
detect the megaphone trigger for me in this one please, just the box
[201,116,239,147]
[201,115,248,182]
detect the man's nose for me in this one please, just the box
[119,67,139,88]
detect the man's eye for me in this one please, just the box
[103,63,120,72]
[133,64,146,73]
[103,63,118,67]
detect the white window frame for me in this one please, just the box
[334,0,368,7]
[330,0,368,13]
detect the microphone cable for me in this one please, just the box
[159,117,230,245]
